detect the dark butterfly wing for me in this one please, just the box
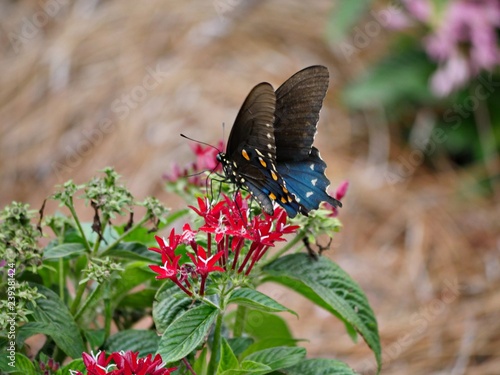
[274,65,329,162]
[226,83,276,157]
[222,82,299,215]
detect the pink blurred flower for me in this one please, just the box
[403,0,500,96]
[164,141,224,185]
[326,180,349,217]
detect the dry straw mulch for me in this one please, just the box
[1,1,499,374]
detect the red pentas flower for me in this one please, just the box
[72,351,176,375]
[148,233,192,297]
[188,245,225,295]
[148,192,300,295]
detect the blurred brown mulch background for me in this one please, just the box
[1,1,499,374]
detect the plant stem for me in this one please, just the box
[101,216,149,254]
[67,200,92,252]
[58,258,64,300]
[92,215,109,255]
[70,274,87,315]
[74,282,103,321]
[182,358,197,375]
[104,283,112,340]
[207,311,223,375]
[233,305,247,338]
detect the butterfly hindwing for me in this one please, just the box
[276,147,341,213]
[232,148,302,216]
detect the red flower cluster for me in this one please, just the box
[164,142,224,186]
[148,193,299,296]
[72,350,176,375]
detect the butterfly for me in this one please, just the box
[216,65,341,218]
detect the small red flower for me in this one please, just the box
[188,245,225,295]
[148,230,180,262]
[148,254,181,281]
[75,351,176,375]
[77,351,114,375]
[148,232,193,297]
[188,245,225,277]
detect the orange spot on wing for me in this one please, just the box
[242,149,250,160]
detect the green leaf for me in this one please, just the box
[56,359,85,375]
[227,337,254,357]
[0,352,35,374]
[263,253,381,373]
[119,288,157,309]
[105,329,160,356]
[23,284,85,359]
[110,262,154,304]
[242,346,306,374]
[228,288,296,316]
[217,338,239,375]
[326,0,373,43]
[192,346,208,374]
[105,241,160,262]
[242,338,299,358]
[157,304,219,363]
[283,358,357,375]
[152,283,195,334]
[241,311,293,341]
[43,243,86,259]
[84,329,106,348]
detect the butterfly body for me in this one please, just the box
[218,66,341,218]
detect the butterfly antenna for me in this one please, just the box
[180,134,222,153]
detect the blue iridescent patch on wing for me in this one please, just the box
[277,147,341,216]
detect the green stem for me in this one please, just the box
[58,258,64,300]
[74,282,103,321]
[207,311,223,375]
[92,214,109,255]
[103,284,112,340]
[233,305,247,338]
[67,200,92,252]
[70,275,88,315]
[100,216,149,255]
[199,296,219,310]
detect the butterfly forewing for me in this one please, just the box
[274,65,329,162]
[226,83,276,157]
